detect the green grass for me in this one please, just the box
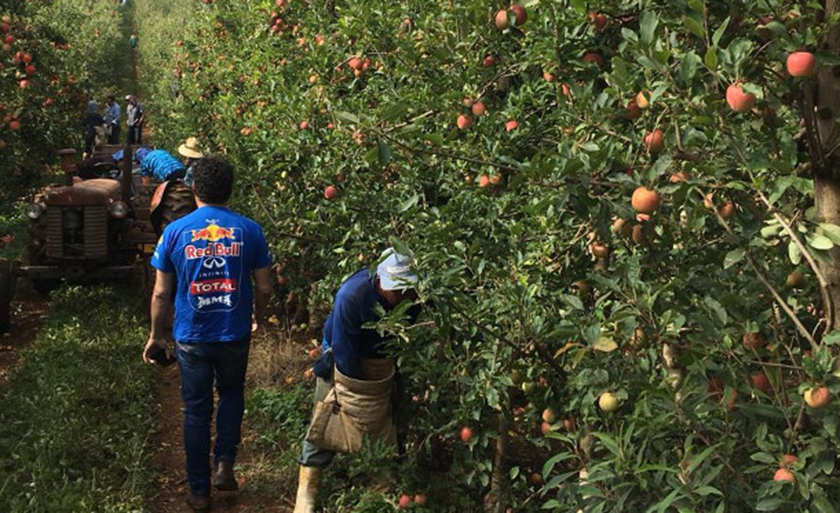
[0,285,155,512]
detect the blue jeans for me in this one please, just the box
[176,339,250,496]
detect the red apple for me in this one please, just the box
[781,454,798,467]
[543,71,556,82]
[299,120,309,130]
[398,494,412,509]
[483,55,495,67]
[590,243,609,258]
[631,187,660,214]
[787,51,816,77]
[24,65,34,76]
[413,493,427,506]
[742,332,765,350]
[669,170,689,183]
[495,9,510,30]
[750,372,772,394]
[726,83,756,113]
[804,386,831,408]
[643,129,665,153]
[622,99,641,120]
[505,119,519,132]
[324,185,339,200]
[561,83,570,97]
[589,12,607,30]
[511,4,527,26]
[478,174,491,188]
[459,426,473,442]
[774,468,795,484]
[471,102,486,116]
[457,114,473,130]
[348,56,363,70]
[4,34,13,45]
[583,52,604,68]
[8,119,19,131]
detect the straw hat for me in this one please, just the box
[178,137,204,159]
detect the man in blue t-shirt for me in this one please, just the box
[293,249,421,513]
[143,156,272,513]
[138,148,186,185]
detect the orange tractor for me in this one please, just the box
[0,145,195,333]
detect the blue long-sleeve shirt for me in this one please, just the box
[104,102,121,125]
[321,269,420,379]
[139,149,185,181]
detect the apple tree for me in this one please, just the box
[137,0,840,510]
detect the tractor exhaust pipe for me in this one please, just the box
[58,149,77,186]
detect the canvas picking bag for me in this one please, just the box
[305,358,397,453]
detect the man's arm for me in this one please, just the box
[143,270,174,363]
[330,299,363,379]
[252,267,272,331]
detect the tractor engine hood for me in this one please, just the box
[44,178,121,206]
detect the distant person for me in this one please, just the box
[129,32,138,49]
[178,136,205,186]
[144,156,272,513]
[137,148,186,186]
[126,95,144,145]
[82,101,104,156]
[103,95,121,144]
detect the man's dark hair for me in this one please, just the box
[108,94,115,101]
[192,156,234,204]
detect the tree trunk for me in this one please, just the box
[813,1,840,331]
[484,414,509,513]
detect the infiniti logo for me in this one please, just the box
[203,257,226,269]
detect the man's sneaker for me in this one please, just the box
[186,491,210,512]
[212,460,238,491]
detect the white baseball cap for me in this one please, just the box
[376,248,419,291]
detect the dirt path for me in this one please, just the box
[148,359,296,513]
[0,284,48,382]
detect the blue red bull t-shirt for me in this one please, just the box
[151,205,272,343]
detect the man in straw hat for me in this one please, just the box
[293,248,423,512]
[179,137,205,186]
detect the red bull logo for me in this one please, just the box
[191,224,237,242]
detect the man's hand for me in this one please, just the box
[143,337,172,364]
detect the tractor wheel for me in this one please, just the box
[0,258,13,334]
[157,182,196,234]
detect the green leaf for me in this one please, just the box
[377,140,392,167]
[723,248,745,269]
[682,16,705,39]
[823,330,840,346]
[380,103,408,123]
[640,11,659,45]
[335,111,360,124]
[592,336,618,353]
[704,47,718,70]
[789,241,802,265]
[679,51,701,83]
[760,225,783,238]
[820,223,840,244]
[396,194,419,214]
[755,498,784,511]
[809,235,834,250]
[712,17,730,47]
[704,296,728,325]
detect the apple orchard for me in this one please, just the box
[129,0,840,510]
[0,0,126,206]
